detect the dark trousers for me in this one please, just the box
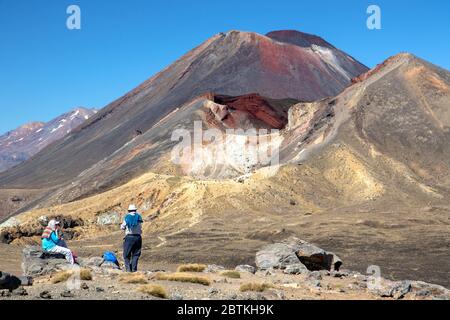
[123,235,142,272]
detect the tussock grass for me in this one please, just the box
[79,269,93,281]
[177,264,207,273]
[119,272,149,284]
[220,270,241,279]
[155,272,211,286]
[138,284,168,299]
[51,268,92,284]
[51,271,73,284]
[240,282,272,292]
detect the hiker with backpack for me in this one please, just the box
[41,219,76,265]
[121,204,144,272]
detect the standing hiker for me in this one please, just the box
[41,219,75,265]
[121,204,143,272]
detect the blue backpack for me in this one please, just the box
[103,251,119,265]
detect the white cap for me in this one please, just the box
[48,219,61,230]
[128,204,137,212]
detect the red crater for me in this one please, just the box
[212,93,293,130]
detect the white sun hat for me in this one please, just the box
[128,204,138,212]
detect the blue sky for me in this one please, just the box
[0,0,449,134]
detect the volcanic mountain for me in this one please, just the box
[2,52,449,287]
[0,29,449,287]
[0,30,367,210]
[0,108,97,173]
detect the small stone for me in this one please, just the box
[283,263,309,275]
[39,290,52,299]
[308,271,322,280]
[96,287,105,292]
[208,288,219,295]
[235,265,256,274]
[308,280,322,288]
[81,283,89,290]
[12,286,28,296]
[0,289,11,297]
[392,281,411,300]
[204,265,226,273]
[416,289,431,297]
[255,293,267,300]
[171,293,184,300]
[264,269,276,276]
[331,270,348,278]
[60,290,75,298]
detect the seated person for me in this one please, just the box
[41,219,75,265]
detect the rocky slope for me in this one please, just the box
[1,239,448,300]
[0,107,97,173]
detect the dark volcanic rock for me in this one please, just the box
[39,290,52,299]
[290,238,343,271]
[0,271,21,291]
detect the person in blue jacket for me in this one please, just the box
[120,204,143,272]
[41,220,75,264]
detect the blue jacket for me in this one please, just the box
[42,231,60,251]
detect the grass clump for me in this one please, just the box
[138,284,168,299]
[220,270,241,279]
[177,264,207,273]
[155,272,211,286]
[51,271,72,284]
[119,272,149,284]
[240,282,272,292]
[79,268,93,281]
[51,268,93,284]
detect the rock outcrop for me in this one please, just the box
[255,237,342,272]
[22,246,72,277]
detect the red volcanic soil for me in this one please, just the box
[213,93,289,129]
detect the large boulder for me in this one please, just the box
[255,237,343,271]
[288,238,342,271]
[22,246,72,277]
[255,243,300,270]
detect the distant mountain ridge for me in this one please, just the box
[0,107,97,172]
